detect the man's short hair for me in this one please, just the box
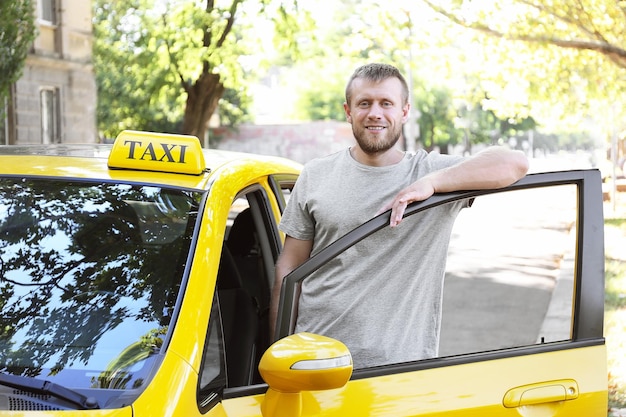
[345,63,409,106]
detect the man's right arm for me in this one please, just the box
[270,235,313,340]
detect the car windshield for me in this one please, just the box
[0,177,202,391]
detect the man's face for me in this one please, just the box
[344,77,409,155]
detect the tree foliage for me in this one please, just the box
[414,84,461,153]
[421,0,626,134]
[281,0,420,122]
[94,0,308,141]
[286,1,537,152]
[93,0,184,139]
[423,0,626,69]
[0,0,36,103]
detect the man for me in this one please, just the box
[270,63,529,369]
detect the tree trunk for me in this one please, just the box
[181,71,225,142]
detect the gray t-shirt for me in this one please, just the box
[279,148,465,368]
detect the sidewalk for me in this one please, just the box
[541,187,625,417]
[604,190,626,417]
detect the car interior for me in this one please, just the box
[217,191,276,387]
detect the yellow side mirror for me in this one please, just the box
[259,333,352,417]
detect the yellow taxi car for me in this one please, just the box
[0,130,607,416]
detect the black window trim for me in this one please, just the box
[196,292,227,413]
[268,173,299,214]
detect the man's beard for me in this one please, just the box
[353,124,403,155]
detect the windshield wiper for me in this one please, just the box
[0,372,99,410]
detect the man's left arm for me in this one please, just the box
[382,146,529,227]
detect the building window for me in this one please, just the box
[40,0,56,24]
[41,88,60,144]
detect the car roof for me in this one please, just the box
[0,131,301,190]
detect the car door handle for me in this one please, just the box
[503,379,579,408]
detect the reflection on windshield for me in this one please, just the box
[0,178,201,391]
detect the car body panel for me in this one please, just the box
[0,145,300,192]
[221,345,605,416]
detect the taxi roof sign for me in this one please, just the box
[108,130,206,175]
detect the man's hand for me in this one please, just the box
[377,178,436,227]
[377,147,529,227]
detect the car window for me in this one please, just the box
[197,293,226,412]
[275,171,603,374]
[0,178,202,401]
[440,184,576,356]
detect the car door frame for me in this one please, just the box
[274,168,605,374]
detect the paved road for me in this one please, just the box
[438,181,577,356]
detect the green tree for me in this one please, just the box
[286,0,414,122]
[415,84,461,153]
[295,86,345,121]
[93,0,184,139]
[413,80,537,153]
[420,0,626,131]
[278,1,544,153]
[287,59,356,121]
[94,0,308,141]
[423,0,626,69]
[458,102,537,147]
[0,0,36,102]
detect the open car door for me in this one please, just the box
[266,169,607,416]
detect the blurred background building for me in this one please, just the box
[1,0,97,145]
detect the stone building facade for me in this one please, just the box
[1,0,96,145]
